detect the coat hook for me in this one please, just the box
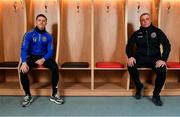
[106,1,110,13]
[45,0,48,13]
[167,2,171,13]
[20,0,24,9]
[13,1,18,12]
[137,1,141,13]
[76,0,80,13]
[155,0,159,11]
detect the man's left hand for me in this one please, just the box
[155,60,166,68]
[35,58,45,65]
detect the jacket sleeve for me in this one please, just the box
[158,29,171,62]
[21,32,31,63]
[126,32,136,58]
[43,35,54,60]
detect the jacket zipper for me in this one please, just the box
[39,34,41,42]
[38,34,41,49]
[146,31,149,56]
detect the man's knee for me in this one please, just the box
[156,66,166,75]
[20,71,28,76]
[128,66,137,72]
[53,65,58,72]
[49,63,59,72]
[156,66,166,72]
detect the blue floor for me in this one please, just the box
[0,96,180,116]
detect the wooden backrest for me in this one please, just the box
[59,0,92,65]
[94,0,126,64]
[0,0,26,62]
[159,0,180,62]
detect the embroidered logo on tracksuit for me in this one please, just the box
[151,32,157,38]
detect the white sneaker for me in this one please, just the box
[21,95,33,107]
[49,94,64,105]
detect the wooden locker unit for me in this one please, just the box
[159,0,180,95]
[59,0,92,96]
[24,0,60,95]
[126,0,159,94]
[0,0,180,96]
[0,0,26,95]
[93,0,129,95]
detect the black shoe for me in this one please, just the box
[21,95,33,107]
[152,96,163,106]
[135,85,144,99]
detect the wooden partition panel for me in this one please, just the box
[59,0,91,65]
[151,0,160,27]
[0,0,26,62]
[127,0,159,38]
[94,0,126,64]
[0,3,4,62]
[159,0,180,62]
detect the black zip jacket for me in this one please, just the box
[126,24,171,62]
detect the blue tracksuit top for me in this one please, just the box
[21,28,54,63]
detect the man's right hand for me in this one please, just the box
[127,57,136,67]
[20,62,29,73]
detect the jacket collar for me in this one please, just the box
[140,23,154,31]
[34,26,46,34]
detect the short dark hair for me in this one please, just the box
[36,14,47,21]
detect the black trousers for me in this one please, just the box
[128,57,166,97]
[20,55,59,96]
